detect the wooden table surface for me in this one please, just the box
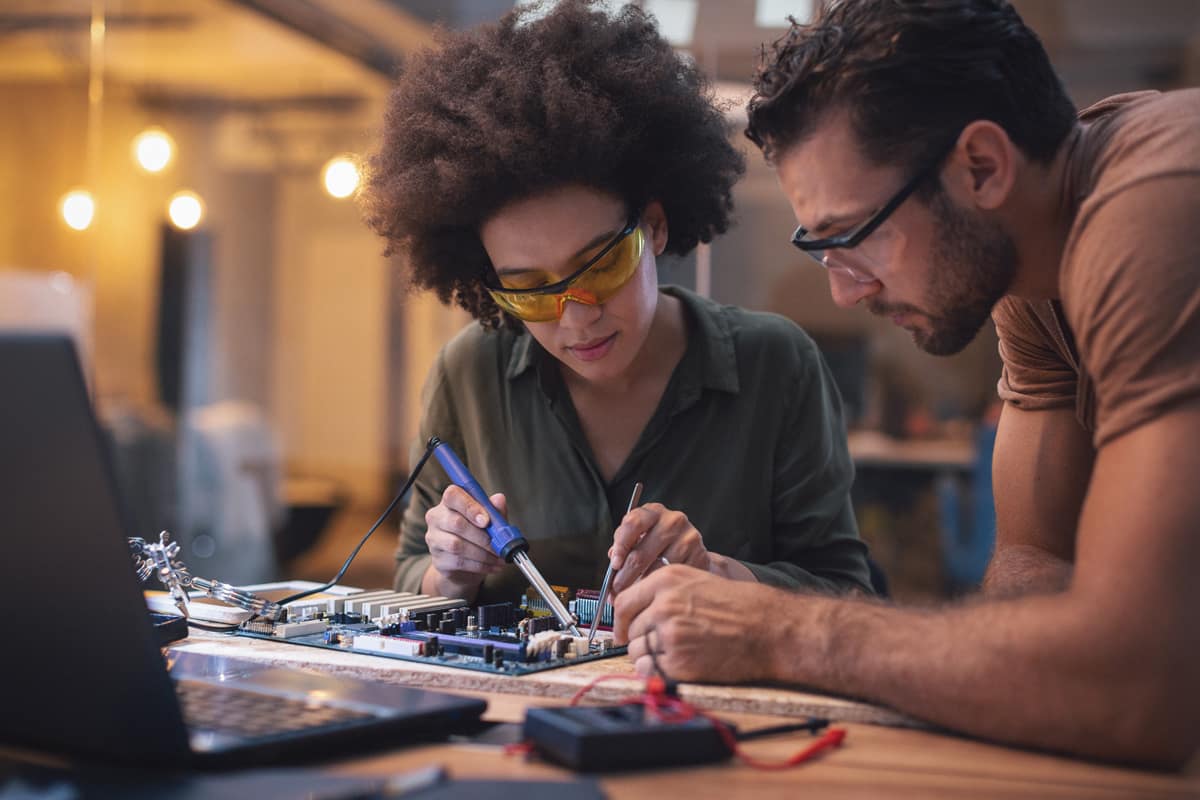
[171,632,1200,799]
[847,430,977,471]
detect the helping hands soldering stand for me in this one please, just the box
[430,438,582,637]
[130,440,580,634]
[129,531,284,621]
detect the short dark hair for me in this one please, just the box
[363,0,745,328]
[745,0,1076,174]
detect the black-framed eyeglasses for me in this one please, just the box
[790,139,957,256]
[482,212,641,296]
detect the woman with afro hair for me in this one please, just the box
[363,0,872,607]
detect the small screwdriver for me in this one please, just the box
[429,437,582,637]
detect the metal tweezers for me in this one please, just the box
[587,481,643,646]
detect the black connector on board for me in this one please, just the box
[523,705,733,771]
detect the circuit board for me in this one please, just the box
[232,586,623,676]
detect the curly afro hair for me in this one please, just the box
[362,0,745,328]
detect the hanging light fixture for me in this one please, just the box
[167,190,205,230]
[322,155,360,199]
[132,127,175,173]
[60,189,96,231]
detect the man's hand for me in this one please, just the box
[613,564,787,683]
[608,504,711,594]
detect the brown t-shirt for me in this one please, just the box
[993,90,1200,447]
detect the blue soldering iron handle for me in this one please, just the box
[430,438,528,561]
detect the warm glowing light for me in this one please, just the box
[323,156,360,199]
[60,190,96,231]
[168,190,205,230]
[132,127,175,172]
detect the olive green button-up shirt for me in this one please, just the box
[395,286,872,602]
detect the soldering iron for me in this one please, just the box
[430,437,582,637]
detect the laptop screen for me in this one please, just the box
[0,334,196,760]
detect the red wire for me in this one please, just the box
[567,672,644,705]
[505,674,642,759]
[503,740,537,757]
[518,673,847,770]
[631,691,845,769]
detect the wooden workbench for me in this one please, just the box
[171,631,1200,798]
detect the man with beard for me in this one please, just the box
[612,0,1200,767]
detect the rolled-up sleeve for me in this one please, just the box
[1063,175,1200,448]
[993,296,1078,412]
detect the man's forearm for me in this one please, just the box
[981,544,1073,598]
[768,589,1191,767]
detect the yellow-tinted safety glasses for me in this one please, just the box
[484,214,644,323]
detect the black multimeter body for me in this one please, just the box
[523,704,733,771]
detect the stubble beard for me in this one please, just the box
[869,188,1018,356]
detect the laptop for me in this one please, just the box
[0,333,485,766]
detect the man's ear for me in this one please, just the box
[641,200,669,255]
[946,121,1017,211]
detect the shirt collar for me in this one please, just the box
[665,285,739,394]
[505,328,537,380]
[504,285,740,394]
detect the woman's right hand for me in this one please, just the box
[421,485,508,600]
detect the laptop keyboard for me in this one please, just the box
[177,680,376,739]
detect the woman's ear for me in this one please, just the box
[641,200,669,256]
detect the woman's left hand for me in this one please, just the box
[608,503,711,594]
